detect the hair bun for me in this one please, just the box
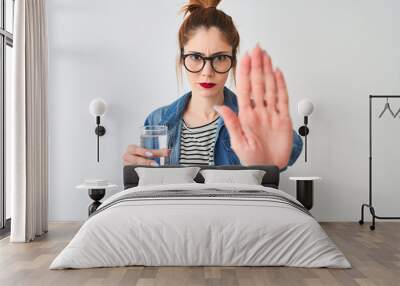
[180,0,221,16]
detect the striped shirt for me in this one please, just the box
[179,116,220,166]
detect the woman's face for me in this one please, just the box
[182,26,233,98]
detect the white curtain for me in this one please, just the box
[8,0,49,242]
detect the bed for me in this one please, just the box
[49,165,350,269]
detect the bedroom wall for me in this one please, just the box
[47,0,400,222]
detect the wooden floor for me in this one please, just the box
[0,222,399,286]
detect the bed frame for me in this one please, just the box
[123,165,280,189]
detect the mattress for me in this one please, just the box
[50,183,351,269]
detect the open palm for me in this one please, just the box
[214,45,293,169]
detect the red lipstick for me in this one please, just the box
[199,83,216,89]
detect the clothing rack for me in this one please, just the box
[359,95,400,230]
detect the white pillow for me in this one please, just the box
[200,169,266,185]
[135,167,201,186]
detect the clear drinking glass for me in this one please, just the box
[139,125,168,166]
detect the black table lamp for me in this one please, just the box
[89,98,107,162]
[297,99,314,162]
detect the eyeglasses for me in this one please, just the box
[181,53,234,74]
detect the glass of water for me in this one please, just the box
[139,125,168,166]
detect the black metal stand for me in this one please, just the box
[94,116,106,163]
[88,188,105,216]
[298,116,310,162]
[359,95,400,231]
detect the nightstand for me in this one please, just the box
[76,181,117,216]
[289,177,321,210]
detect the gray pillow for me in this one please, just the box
[135,167,201,186]
[200,169,266,185]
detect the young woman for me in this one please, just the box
[123,0,303,171]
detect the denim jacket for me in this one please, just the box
[144,86,303,172]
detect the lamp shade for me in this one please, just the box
[297,99,314,116]
[89,98,107,117]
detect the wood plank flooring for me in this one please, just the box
[0,222,399,286]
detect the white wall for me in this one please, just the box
[47,0,400,222]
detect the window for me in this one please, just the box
[0,0,14,235]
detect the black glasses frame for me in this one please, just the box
[181,53,234,74]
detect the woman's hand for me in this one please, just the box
[214,44,293,169]
[122,144,171,166]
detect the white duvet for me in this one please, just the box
[50,183,351,269]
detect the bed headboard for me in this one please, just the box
[123,165,280,189]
